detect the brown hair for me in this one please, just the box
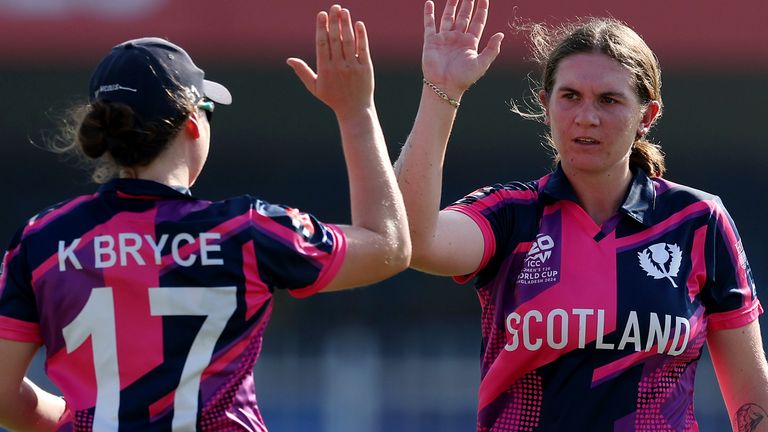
[51,93,194,183]
[512,17,666,177]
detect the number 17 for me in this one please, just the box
[62,286,237,431]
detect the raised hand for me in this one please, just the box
[422,0,504,98]
[287,4,374,120]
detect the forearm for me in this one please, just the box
[337,103,410,266]
[724,366,768,431]
[0,378,64,432]
[722,359,768,431]
[709,321,768,432]
[394,86,460,259]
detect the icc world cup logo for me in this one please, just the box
[638,243,682,288]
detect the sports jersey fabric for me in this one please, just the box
[0,178,347,431]
[446,165,761,432]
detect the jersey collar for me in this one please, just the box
[540,164,656,227]
[98,178,196,200]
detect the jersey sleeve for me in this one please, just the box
[444,182,537,284]
[249,200,346,298]
[0,228,43,344]
[702,198,762,331]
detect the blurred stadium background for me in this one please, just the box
[1,0,766,430]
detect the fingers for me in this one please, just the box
[315,11,330,66]
[327,5,343,61]
[439,0,459,33]
[424,1,436,36]
[467,0,488,39]
[477,32,504,70]
[340,8,356,60]
[286,58,318,93]
[298,4,372,113]
[355,21,371,65]
[318,5,363,63]
[453,0,474,33]
[436,0,489,37]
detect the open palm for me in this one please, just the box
[422,0,504,96]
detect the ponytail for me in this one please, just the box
[49,94,192,183]
[630,139,665,178]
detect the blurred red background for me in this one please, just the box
[1,0,766,70]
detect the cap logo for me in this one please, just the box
[187,85,202,101]
[96,84,138,98]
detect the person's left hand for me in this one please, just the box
[287,4,374,120]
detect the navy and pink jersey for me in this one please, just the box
[0,178,346,431]
[446,165,761,432]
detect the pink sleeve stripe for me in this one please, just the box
[708,298,763,331]
[616,200,714,251]
[444,207,496,285]
[0,315,42,344]
[713,204,751,293]
[289,224,347,298]
[686,226,708,302]
[23,194,98,236]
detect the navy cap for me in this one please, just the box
[88,37,232,124]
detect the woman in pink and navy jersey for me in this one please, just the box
[0,5,410,431]
[395,0,768,430]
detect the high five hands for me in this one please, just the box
[422,0,504,100]
[287,4,374,120]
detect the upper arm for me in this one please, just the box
[703,199,757,322]
[410,209,486,277]
[322,208,485,291]
[411,181,532,280]
[707,320,768,431]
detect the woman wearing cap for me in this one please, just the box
[0,5,409,431]
[395,0,767,430]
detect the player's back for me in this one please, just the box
[1,178,345,431]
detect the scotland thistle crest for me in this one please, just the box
[638,243,682,287]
